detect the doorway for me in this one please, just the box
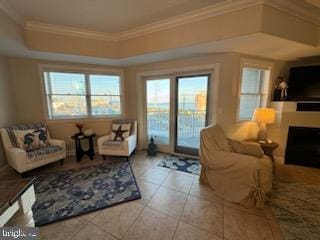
[144,71,213,157]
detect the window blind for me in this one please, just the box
[43,71,122,119]
[238,67,270,120]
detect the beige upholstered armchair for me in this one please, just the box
[1,123,66,176]
[200,124,273,208]
[97,119,137,160]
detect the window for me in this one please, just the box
[238,66,270,121]
[43,71,122,119]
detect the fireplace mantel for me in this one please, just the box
[268,102,320,164]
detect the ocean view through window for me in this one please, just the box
[43,70,122,119]
[145,74,210,154]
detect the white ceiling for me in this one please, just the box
[7,0,224,33]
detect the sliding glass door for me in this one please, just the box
[145,73,211,156]
[146,79,171,151]
[175,75,210,155]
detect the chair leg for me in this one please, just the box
[60,159,64,165]
[102,155,106,160]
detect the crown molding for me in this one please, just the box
[263,0,320,26]
[19,0,320,43]
[25,0,263,42]
[116,0,263,40]
[25,21,117,41]
[0,0,24,25]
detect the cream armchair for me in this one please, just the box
[98,119,137,160]
[200,124,273,208]
[1,123,66,176]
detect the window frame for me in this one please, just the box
[236,59,273,122]
[39,64,124,121]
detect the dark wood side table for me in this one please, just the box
[246,139,279,160]
[71,134,96,162]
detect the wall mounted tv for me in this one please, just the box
[288,65,320,101]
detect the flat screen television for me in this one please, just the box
[288,65,320,101]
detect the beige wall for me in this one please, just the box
[125,53,285,148]
[0,55,16,166]
[9,57,126,151]
[11,53,317,162]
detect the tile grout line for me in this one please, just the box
[118,203,146,240]
[119,175,164,239]
[76,216,121,240]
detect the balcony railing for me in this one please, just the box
[147,110,206,148]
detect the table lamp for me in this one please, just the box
[252,108,275,142]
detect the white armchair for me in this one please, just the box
[98,119,137,160]
[1,123,66,176]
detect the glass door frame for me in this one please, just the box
[138,65,218,158]
[143,76,175,153]
[174,73,211,156]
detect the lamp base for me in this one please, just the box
[257,123,267,142]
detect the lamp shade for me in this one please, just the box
[252,108,275,124]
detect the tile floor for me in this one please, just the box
[0,151,285,240]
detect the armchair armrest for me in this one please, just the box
[228,139,264,158]
[6,147,27,173]
[97,134,111,146]
[48,139,66,150]
[204,150,258,170]
[97,134,111,151]
[123,135,137,154]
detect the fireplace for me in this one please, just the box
[285,126,320,168]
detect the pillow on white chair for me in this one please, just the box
[110,123,131,141]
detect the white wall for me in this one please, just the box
[0,55,16,167]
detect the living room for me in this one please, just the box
[0,0,320,239]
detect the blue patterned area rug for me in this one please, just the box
[157,154,201,175]
[32,161,141,226]
[271,179,320,240]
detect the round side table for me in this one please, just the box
[246,139,279,160]
[71,133,96,162]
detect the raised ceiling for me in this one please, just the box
[8,0,225,33]
[0,0,319,65]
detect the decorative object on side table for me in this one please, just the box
[252,108,276,142]
[246,139,278,160]
[84,129,94,136]
[71,133,96,162]
[75,123,84,135]
[147,136,157,156]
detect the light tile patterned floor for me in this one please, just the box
[0,150,284,240]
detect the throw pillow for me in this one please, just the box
[13,129,40,152]
[13,128,49,151]
[111,123,131,141]
[33,128,49,148]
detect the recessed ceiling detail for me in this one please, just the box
[0,0,319,65]
[7,0,226,33]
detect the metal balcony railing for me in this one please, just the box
[147,110,206,147]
